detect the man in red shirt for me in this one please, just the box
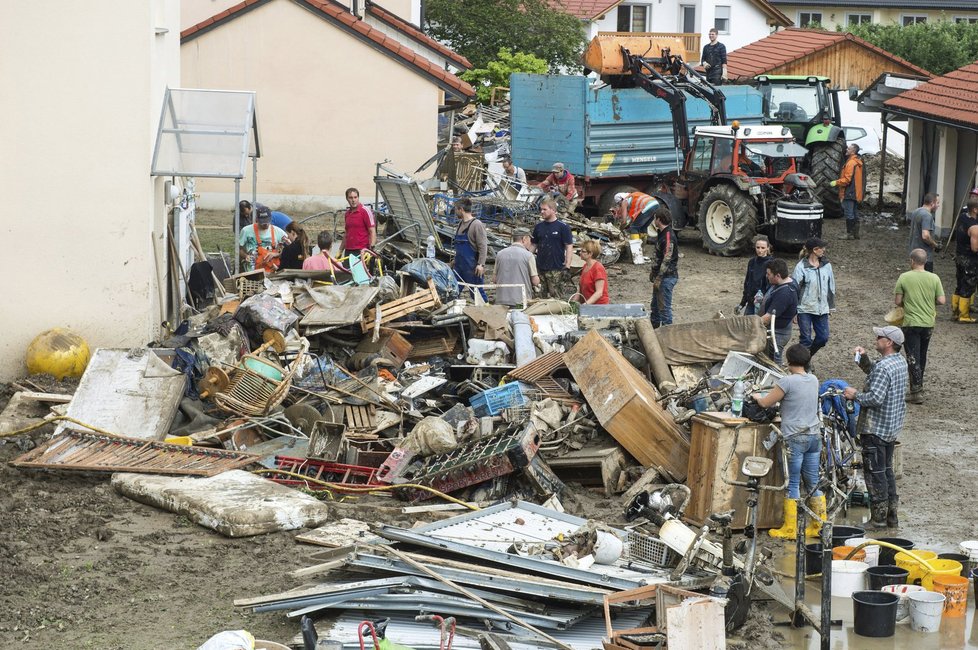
[341,187,376,256]
[537,162,578,209]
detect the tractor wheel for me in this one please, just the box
[698,184,758,256]
[597,184,638,219]
[808,139,845,219]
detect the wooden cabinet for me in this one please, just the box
[685,415,785,530]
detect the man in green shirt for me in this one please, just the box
[894,248,946,403]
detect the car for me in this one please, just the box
[843,126,881,155]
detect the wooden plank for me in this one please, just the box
[361,279,440,332]
[665,597,726,650]
[17,392,73,403]
[564,330,689,479]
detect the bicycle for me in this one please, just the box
[817,386,861,515]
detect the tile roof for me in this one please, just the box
[552,0,623,20]
[750,0,792,26]
[181,0,474,98]
[365,1,472,70]
[884,61,978,129]
[726,27,931,79]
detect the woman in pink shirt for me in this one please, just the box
[341,187,376,256]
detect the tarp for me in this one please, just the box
[654,316,768,365]
[294,285,379,327]
[401,258,460,301]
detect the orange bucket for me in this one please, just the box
[932,574,969,617]
[833,545,866,562]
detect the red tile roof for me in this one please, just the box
[884,61,978,129]
[726,28,931,80]
[181,0,475,98]
[365,1,471,70]
[554,0,623,20]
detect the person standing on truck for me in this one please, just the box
[614,191,661,233]
[831,144,864,241]
[531,198,574,299]
[648,210,679,327]
[537,162,579,210]
[701,28,728,85]
[737,235,772,315]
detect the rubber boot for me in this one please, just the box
[805,495,827,537]
[852,220,861,240]
[865,501,889,530]
[837,220,854,240]
[951,295,961,321]
[906,387,924,404]
[769,498,798,539]
[886,498,899,528]
[959,298,977,323]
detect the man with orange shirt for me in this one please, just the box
[614,191,662,233]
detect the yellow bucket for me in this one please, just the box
[921,559,964,591]
[896,550,937,585]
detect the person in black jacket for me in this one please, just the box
[738,235,772,315]
[701,28,728,85]
[649,210,679,327]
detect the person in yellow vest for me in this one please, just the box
[831,144,864,241]
[613,191,662,233]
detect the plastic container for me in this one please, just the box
[831,560,869,598]
[876,537,914,566]
[895,549,937,585]
[833,545,866,562]
[932,574,968,617]
[972,567,978,609]
[426,235,436,258]
[832,525,865,547]
[867,565,909,590]
[730,379,746,416]
[920,558,964,590]
[937,552,970,577]
[469,382,528,416]
[908,591,945,633]
[805,543,824,575]
[851,590,899,637]
[845,538,879,566]
[881,584,926,621]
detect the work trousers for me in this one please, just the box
[650,276,678,327]
[770,325,792,364]
[861,434,897,505]
[901,326,932,391]
[540,269,568,299]
[842,198,859,222]
[955,256,978,297]
[786,433,822,499]
[796,312,830,358]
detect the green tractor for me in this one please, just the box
[754,75,847,218]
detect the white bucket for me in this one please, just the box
[908,590,945,633]
[881,584,926,622]
[629,238,646,264]
[831,560,869,597]
[593,531,624,565]
[846,538,880,567]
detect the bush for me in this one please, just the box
[461,49,548,104]
[844,21,978,76]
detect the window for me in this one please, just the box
[799,12,822,27]
[902,15,927,26]
[848,14,872,25]
[617,5,650,32]
[715,6,730,34]
[680,5,696,33]
[689,137,714,174]
[712,139,734,174]
[955,17,978,24]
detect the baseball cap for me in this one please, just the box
[256,204,272,223]
[614,192,628,204]
[513,228,531,239]
[805,237,827,250]
[873,325,905,345]
[552,162,564,172]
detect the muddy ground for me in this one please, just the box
[2,209,977,649]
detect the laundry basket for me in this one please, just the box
[215,339,307,416]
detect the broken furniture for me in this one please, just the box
[214,338,307,417]
[362,278,441,332]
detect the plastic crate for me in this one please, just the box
[626,530,679,568]
[469,382,529,417]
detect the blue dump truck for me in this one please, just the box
[510,73,824,255]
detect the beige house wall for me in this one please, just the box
[0,0,180,381]
[181,0,440,211]
[789,6,978,30]
[182,0,422,30]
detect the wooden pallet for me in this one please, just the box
[344,404,376,433]
[507,351,566,382]
[11,430,259,476]
[361,278,441,332]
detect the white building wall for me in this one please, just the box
[0,1,179,380]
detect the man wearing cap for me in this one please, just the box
[894,248,945,404]
[238,205,289,272]
[493,228,539,308]
[614,191,661,233]
[844,326,909,529]
[791,237,836,361]
[537,163,578,209]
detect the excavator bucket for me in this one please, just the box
[583,32,692,76]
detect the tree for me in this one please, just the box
[461,49,548,103]
[424,0,587,72]
[844,21,978,76]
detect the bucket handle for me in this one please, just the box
[841,541,936,571]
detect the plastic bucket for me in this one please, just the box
[895,549,937,585]
[959,540,978,573]
[876,537,914,566]
[908,591,945,632]
[920,559,963,590]
[832,525,865,547]
[834,545,866,562]
[972,567,978,608]
[881,584,926,621]
[867,565,910,590]
[831,560,869,598]
[845,538,880,566]
[938,552,971,577]
[805,543,823,575]
[851,590,899,637]
[932,574,969,617]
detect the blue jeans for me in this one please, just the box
[796,312,830,357]
[651,276,678,327]
[771,326,792,364]
[786,433,822,499]
[842,198,858,222]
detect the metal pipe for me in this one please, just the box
[234,178,241,274]
[820,522,832,650]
